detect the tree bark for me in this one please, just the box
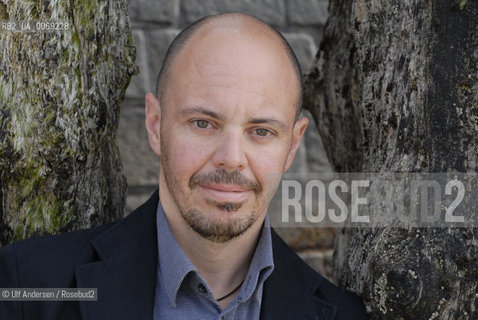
[305,0,478,319]
[0,0,136,246]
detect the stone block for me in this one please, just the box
[301,109,333,172]
[286,0,329,26]
[288,135,309,173]
[284,32,318,74]
[124,185,158,214]
[274,227,336,250]
[117,104,160,187]
[126,29,150,99]
[298,249,334,282]
[181,0,286,26]
[146,29,180,94]
[129,0,179,24]
[283,109,332,174]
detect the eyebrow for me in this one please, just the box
[179,106,288,129]
[248,118,288,130]
[179,107,225,121]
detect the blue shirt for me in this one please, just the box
[153,200,274,320]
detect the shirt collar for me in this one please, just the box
[156,200,197,307]
[237,215,274,303]
[156,199,274,307]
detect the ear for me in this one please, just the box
[145,93,162,157]
[283,117,309,172]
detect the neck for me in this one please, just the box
[180,222,261,299]
[158,179,265,308]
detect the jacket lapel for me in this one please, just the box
[75,191,160,320]
[260,230,337,320]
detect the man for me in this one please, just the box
[0,13,368,319]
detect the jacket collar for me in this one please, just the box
[75,190,159,320]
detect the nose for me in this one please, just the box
[211,130,248,171]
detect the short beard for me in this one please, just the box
[182,206,256,243]
[182,170,261,243]
[161,149,262,242]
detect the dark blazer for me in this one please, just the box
[0,191,368,320]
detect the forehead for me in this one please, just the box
[165,22,300,119]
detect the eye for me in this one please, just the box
[194,120,211,129]
[253,128,274,137]
[256,128,270,136]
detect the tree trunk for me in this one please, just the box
[0,0,136,246]
[305,0,478,319]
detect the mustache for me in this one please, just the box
[189,169,262,195]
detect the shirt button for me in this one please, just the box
[198,283,207,293]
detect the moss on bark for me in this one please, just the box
[0,0,135,245]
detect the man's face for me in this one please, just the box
[148,26,308,243]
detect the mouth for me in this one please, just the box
[199,184,251,202]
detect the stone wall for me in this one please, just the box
[118,0,335,280]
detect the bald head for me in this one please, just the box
[155,13,303,119]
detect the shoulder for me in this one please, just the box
[270,229,369,319]
[0,190,159,286]
[0,190,159,275]
[0,221,117,287]
[3,221,114,262]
